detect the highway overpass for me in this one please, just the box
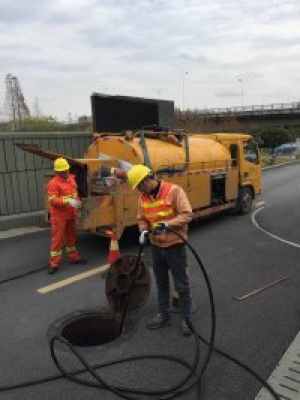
[191,101,300,132]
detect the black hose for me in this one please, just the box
[0,227,280,400]
[0,354,195,393]
[46,227,214,399]
[49,239,203,399]
[118,244,144,335]
[166,226,280,400]
[0,233,206,398]
[50,334,201,398]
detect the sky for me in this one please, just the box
[0,0,300,121]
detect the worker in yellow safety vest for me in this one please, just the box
[47,157,86,274]
[127,164,193,336]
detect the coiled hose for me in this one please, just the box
[0,227,280,399]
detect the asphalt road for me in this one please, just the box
[1,164,300,400]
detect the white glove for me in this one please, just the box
[117,159,133,172]
[68,198,81,209]
[139,230,149,245]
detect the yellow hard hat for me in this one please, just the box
[127,164,152,189]
[54,157,70,172]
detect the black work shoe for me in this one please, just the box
[48,267,58,275]
[146,314,171,330]
[181,320,192,337]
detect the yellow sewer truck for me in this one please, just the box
[76,131,262,238]
[19,95,262,239]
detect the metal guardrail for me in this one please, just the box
[0,132,91,216]
[196,101,300,117]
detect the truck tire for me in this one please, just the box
[235,187,253,215]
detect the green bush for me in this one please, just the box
[0,116,91,132]
[252,127,296,150]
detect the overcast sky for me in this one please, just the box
[0,0,300,120]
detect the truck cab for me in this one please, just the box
[211,134,262,214]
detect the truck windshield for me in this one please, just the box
[244,140,259,164]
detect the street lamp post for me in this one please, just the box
[182,71,189,110]
[155,88,163,98]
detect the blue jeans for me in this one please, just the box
[151,244,192,320]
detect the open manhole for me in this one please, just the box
[52,310,122,347]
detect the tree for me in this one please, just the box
[251,127,296,150]
[174,108,243,132]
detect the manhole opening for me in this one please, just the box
[62,313,121,347]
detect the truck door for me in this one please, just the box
[225,144,239,201]
[240,139,262,194]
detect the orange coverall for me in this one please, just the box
[47,174,81,269]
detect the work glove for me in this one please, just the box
[67,198,81,209]
[117,159,133,172]
[139,230,149,245]
[154,222,169,230]
[99,165,127,180]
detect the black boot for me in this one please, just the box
[181,320,192,337]
[48,266,59,275]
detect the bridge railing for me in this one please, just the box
[196,101,300,116]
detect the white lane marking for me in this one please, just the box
[255,201,265,209]
[37,264,110,294]
[252,207,300,248]
[233,276,289,301]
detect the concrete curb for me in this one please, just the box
[262,158,300,171]
[0,225,49,240]
[0,210,47,232]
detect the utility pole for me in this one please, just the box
[155,88,163,98]
[33,97,41,117]
[182,71,189,110]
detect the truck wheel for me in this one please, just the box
[236,187,253,214]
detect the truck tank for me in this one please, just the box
[85,134,231,172]
[78,132,236,236]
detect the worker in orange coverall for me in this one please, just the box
[47,157,85,274]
